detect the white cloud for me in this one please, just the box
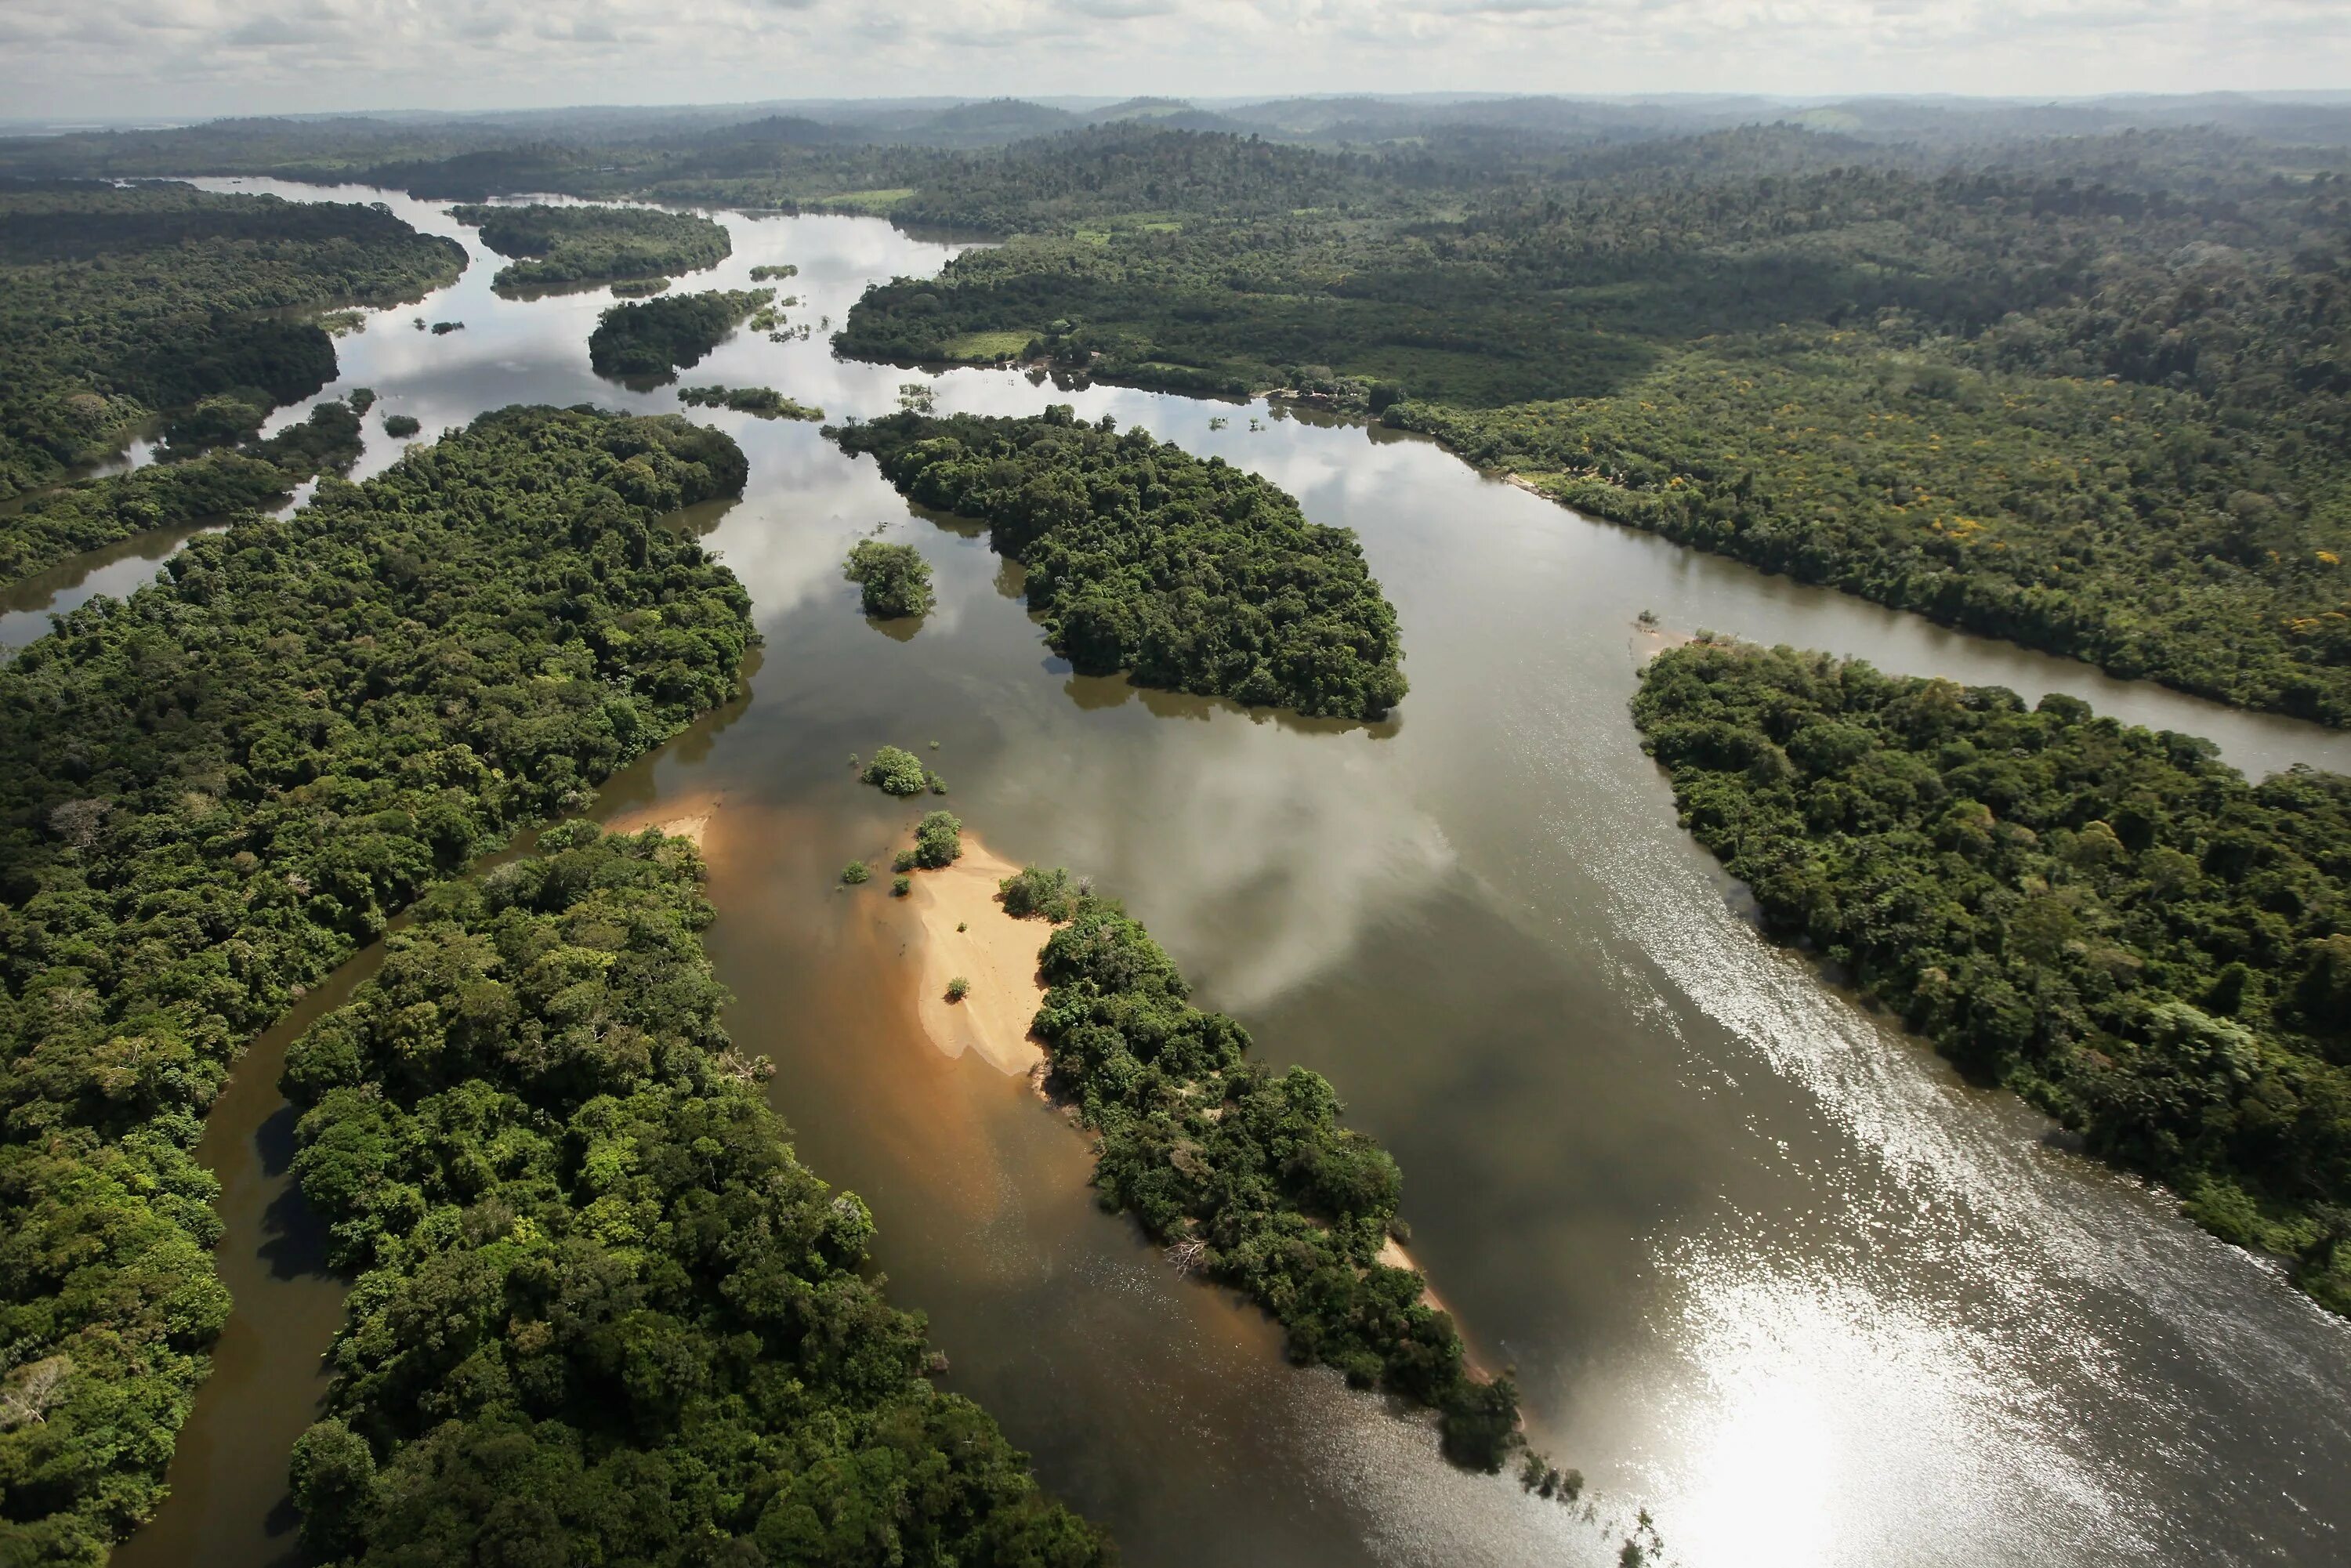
[2,0,2348,119]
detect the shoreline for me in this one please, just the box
[901,832,1049,1077]
[604,789,724,851]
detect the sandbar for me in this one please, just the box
[904,833,1050,1077]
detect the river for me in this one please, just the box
[25,180,2346,1568]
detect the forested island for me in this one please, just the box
[677,384,823,420]
[589,289,771,380]
[831,407,1407,719]
[0,181,464,574]
[1635,640,2351,1310]
[998,866,1520,1468]
[275,823,1105,1563]
[0,407,754,1560]
[447,201,730,291]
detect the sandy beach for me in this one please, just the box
[901,832,1051,1077]
[603,791,723,851]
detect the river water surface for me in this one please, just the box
[30,182,2349,1568]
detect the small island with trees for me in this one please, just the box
[678,383,823,420]
[588,288,772,380]
[842,538,934,617]
[447,201,730,291]
[830,405,1407,719]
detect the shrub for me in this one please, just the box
[861,744,929,796]
[914,809,963,868]
[998,864,1078,922]
[382,412,421,437]
[892,875,912,896]
[840,860,871,884]
[947,976,971,1001]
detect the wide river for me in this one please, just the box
[21,183,2348,1568]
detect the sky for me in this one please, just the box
[2,0,2349,123]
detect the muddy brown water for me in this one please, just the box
[18,181,2340,1568]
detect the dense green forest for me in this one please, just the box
[0,407,753,1563]
[832,126,2351,724]
[831,407,1407,719]
[447,202,730,291]
[589,290,771,380]
[0,451,289,587]
[0,181,465,505]
[997,866,1518,1468]
[1634,640,2351,1310]
[277,822,1105,1565]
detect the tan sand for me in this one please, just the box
[603,791,724,852]
[904,834,1050,1077]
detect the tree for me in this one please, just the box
[842,539,935,617]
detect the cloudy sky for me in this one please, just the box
[2,0,2346,122]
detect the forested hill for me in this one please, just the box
[833,125,2351,725]
[0,407,752,1562]
[832,406,1408,719]
[277,824,1107,1564]
[0,181,465,504]
[1634,639,2351,1313]
[447,201,730,291]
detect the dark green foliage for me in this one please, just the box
[842,539,935,618]
[832,408,1407,719]
[0,450,292,587]
[0,407,752,1562]
[447,202,730,291]
[278,823,1107,1566]
[1013,879,1518,1468]
[913,811,963,870]
[893,875,913,897]
[0,181,465,502]
[382,414,422,438]
[1634,640,2351,1311]
[588,290,770,381]
[608,277,671,298]
[678,385,824,420]
[998,866,1080,922]
[860,746,930,797]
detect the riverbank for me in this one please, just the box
[901,832,1049,1076]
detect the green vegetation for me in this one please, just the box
[276,822,1106,1565]
[0,407,752,1562]
[0,179,462,509]
[677,384,824,420]
[842,538,935,618]
[748,263,799,281]
[428,320,463,335]
[1006,869,1519,1468]
[382,414,422,438]
[588,290,770,381]
[840,860,871,885]
[609,277,671,298]
[860,745,933,797]
[947,976,971,1001]
[892,875,912,897]
[831,407,1407,719]
[447,202,730,292]
[0,450,290,587]
[831,125,2351,724]
[1634,639,2351,1310]
[913,810,964,869]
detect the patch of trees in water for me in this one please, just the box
[0,181,465,506]
[589,290,772,381]
[447,202,731,292]
[842,539,933,618]
[677,384,823,421]
[1636,639,2351,1312]
[277,823,1106,1565]
[0,407,752,1562]
[998,864,1523,1470]
[831,406,1407,719]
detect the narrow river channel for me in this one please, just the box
[21,181,2348,1568]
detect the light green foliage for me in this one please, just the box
[748,263,798,281]
[0,179,463,515]
[998,866,1080,922]
[0,407,752,1561]
[842,538,934,618]
[277,824,1107,1564]
[676,384,823,420]
[913,810,963,869]
[892,875,912,896]
[587,289,770,380]
[1009,874,1520,1469]
[832,407,1407,719]
[447,202,730,291]
[947,976,971,1001]
[1636,640,2351,1311]
[860,744,931,796]
[840,860,871,885]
